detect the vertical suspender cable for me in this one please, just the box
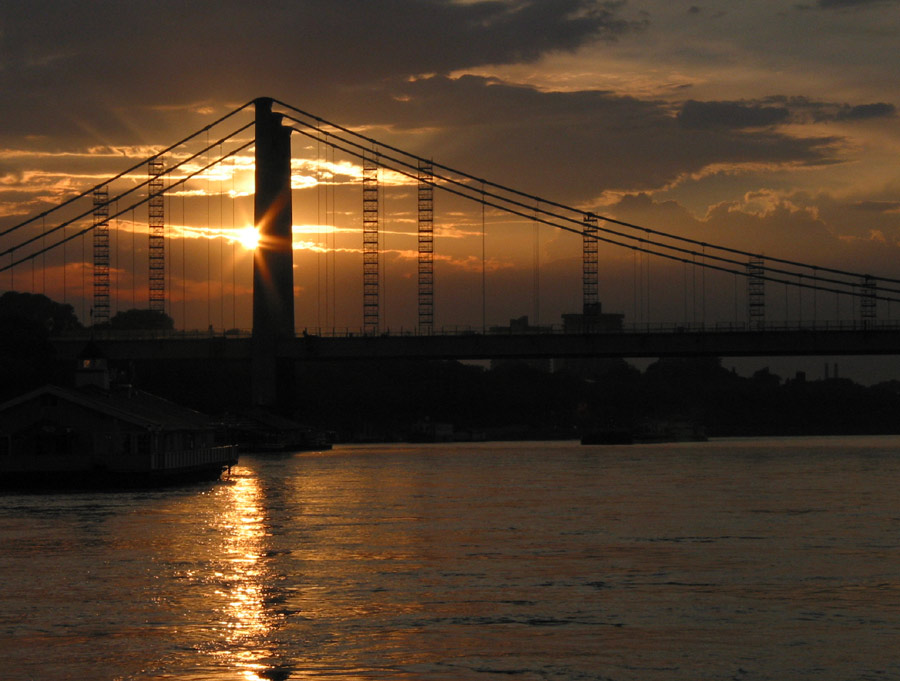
[131,208,135,309]
[206,131,211,331]
[114,200,118,317]
[327,130,333,329]
[531,203,541,326]
[181,191,186,329]
[41,216,46,294]
[632,250,638,324]
[785,282,789,326]
[380,162,387,330]
[219,144,225,332]
[733,272,738,325]
[330,142,336,329]
[81,231,85,322]
[645,232,651,325]
[481,182,486,333]
[316,124,322,330]
[812,267,817,325]
[701,244,706,326]
[231,154,237,331]
[691,253,697,324]
[166,174,171,319]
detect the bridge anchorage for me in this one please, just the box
[5,96,900,408]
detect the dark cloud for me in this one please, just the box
[677,100,790,129]
[835,102,897,120]
[816,0,898,7]
[693,96,898,125]
[795,0,900,9]
[0,0,643,145]
[850,201,900,212]
[336,76,840,200]
[788,97,896,122]
[0,0,878,212]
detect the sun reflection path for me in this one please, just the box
[211,469,290,680]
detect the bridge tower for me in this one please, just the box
[362,155,380,334]
[418,160,434,333]
[92,186,111,325]
[860,275,876,323]
[148,159,165,312]
[747,256,765,329]
[252,97,295,407]
[582,213,599,316]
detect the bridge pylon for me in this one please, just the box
[252,97,295,408]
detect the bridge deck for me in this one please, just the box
[53,327,900,361]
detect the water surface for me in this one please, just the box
[2,437,899,680]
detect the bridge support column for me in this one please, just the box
[252,97,295,408]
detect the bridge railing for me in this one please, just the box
[53,319,900,342]
[297,320,900,337]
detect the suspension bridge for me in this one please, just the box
[3,97,900,404]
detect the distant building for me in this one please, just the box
[556,303,626,376]
[488,306,626,374]
[561,302,624,334]
[488,316,553,372]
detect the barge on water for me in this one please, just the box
[0,382,238,490]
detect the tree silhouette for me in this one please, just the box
[108,309,174,330]
[0,291,82,334]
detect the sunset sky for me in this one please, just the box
[2,0,900,377]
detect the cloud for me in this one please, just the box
[834,102,897,121]
[677,96,897,128]
[678,100,790,129]
[343,75,841,200]
[813,0,899,8]
[794,0,899,9]
[0,0,642,146]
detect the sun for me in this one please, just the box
[237,226,260,250]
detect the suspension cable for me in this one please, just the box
[274,98,900,286]
[283,117,900,300]
[0,123,253,261]
[284,122,900,305]
[0,100,254,240]
[0,141,253,274]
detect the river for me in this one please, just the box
[1,437,899,680]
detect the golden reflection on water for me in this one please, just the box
[212,469,285,680]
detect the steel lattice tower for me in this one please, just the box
[362,156,380,334]
[92,186,110,325]
[860,275,876,322]
[582,213,599,316]
[418,160,434,333]
[148,159,165,312]
[747,256,765,327]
